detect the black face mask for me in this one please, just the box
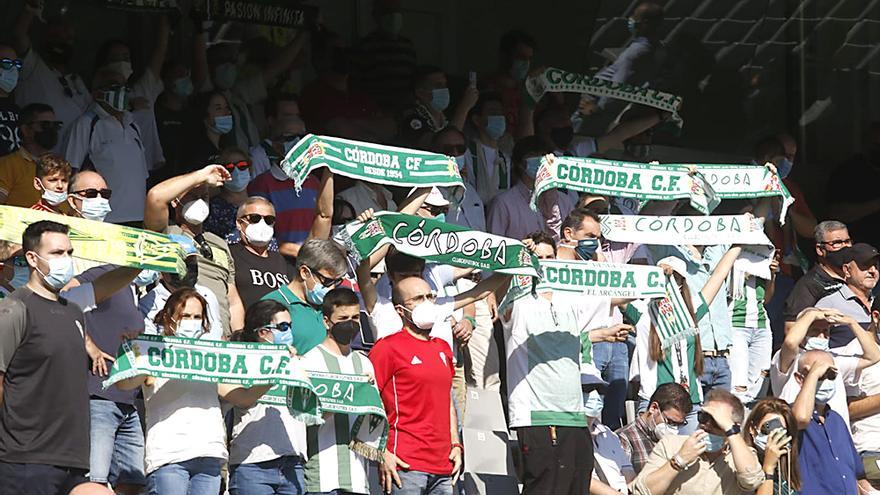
[550,126,574,149]
[46,43,73,66]
[34,127,59,150]
[330,320,359,345]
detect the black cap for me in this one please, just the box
[837,243,880,266]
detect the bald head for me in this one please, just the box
[798,350,834,376]
[392,277,430,307]
[69,483,115,495]
[70,171,108,192]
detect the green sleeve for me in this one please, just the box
[694,292,709,322]
[622,304,642,325]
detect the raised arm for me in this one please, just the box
[262,31,308,85]
[453,273,513,310]
[596,112,662,153]
[147,15,171,80]
[779,308,823,375]
[699,246,742,305]
[13,1,37,55]
[191,23,209,91]
[832,313,880,370]
[143,164,230,232]
[218,383,272,408]
[791,359,828,429]
[306,169,334,241]
[397,187,431,215]
[91,267,141,304]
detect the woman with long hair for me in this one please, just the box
[631,247,741,432]
[743,398,802,495]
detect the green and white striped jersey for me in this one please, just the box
[301,345,374,494]
[729,276,768,330]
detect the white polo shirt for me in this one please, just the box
[851,362,880,453]
[62,103,149,223]
[16,49,91,146]
[130,69,166,171]
[592,422,633,492]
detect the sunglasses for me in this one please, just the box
[661,411,688,428]
[263,322,292,333]
[424,205,448,216]
[73,188,112,199]
[0,58,23,71]
[307,266,344,288]
[240,213,276,225]
[442,144,467,156]
[223,160,250,171]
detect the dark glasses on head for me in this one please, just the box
[240,213,276,225]
[223,160,250,171]
[73,188,112,199]
[0,59,23,70]
[263,322,291,332]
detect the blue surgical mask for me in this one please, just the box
[39,180,68,206]
[212,115,233,135]
[815,378,836,403]
[575,238,600,261]
[78,197,112,222]
[212,63,238,90]
[454,154,467,171]
[525,156,542,178]
[434,213,446,223]
[0,67,19,93]
[33,253,74,290]
[272,327,293,346]
[173,77,194,97]
[777,158,793,179]
[583,390,604,418]
[431,88,450,111]
[753,432,769,452]
[804,337,829,352]
[283,136,302,157]
[509,59,529,81]
[627,18,638,35]
[306,270,331,306]
[176,319,203,339]
[10,259,29,289]
[703,433,726,453]
[224,168,250,192]
[485,115,506,139]
[134,269,159,288]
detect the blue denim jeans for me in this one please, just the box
[700,355,732,398]
[392,470,452,495]
[729,327,772,405]
[229,456,306,495]
[147,457,223,495]
[89,399,147,485]
[591,341,629,428]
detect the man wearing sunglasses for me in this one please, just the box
[816,243,879,355]
[790,351,871,495]
[0,45,21,159]
[617,383,693,474]
[0,103,59,208]
[145,164,246,337]
[632,389,763,495]
[229,197,295,309]
[62,66,149,226]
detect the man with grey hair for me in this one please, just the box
[783,220,852,333]
[260,238,348,354]
[230,196,295,308]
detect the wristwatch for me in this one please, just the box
[724,423,742,437]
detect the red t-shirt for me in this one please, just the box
[369,329,454,475]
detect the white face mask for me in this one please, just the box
[401,300,437,330]
[175,319,204,339]
[244,220,274,246]
[33,253,75,290]
[39,180,68,206]
[181,198,210,225]
[78,197,112,222]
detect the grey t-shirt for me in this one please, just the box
[0,287,90,469]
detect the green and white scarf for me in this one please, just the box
[531,155,794,223]
[525,67,683,126]
[531,154,719,215]
[0,206,188,274]
[289,371,388,461]
[600,214,772,246]
[499,259,667,312]
[649,276,698,349]
[339,211,540,276]
[103,335,320,424]
[281,134,464,195]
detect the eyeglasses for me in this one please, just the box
[819,238,852,248]
[442,144,467,156]
[423,205,449,216]
[223,160,250,171]
[27,120,63,130]
[661,411,688,428]
[73,188,112,199]
[0,59,22,71]
[263,322,292,333]
[307,267,344,288]
[405,292,437,306]
[193,233,214,261]
[240,213,275,225]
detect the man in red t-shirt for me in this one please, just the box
[369,276,462,495]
